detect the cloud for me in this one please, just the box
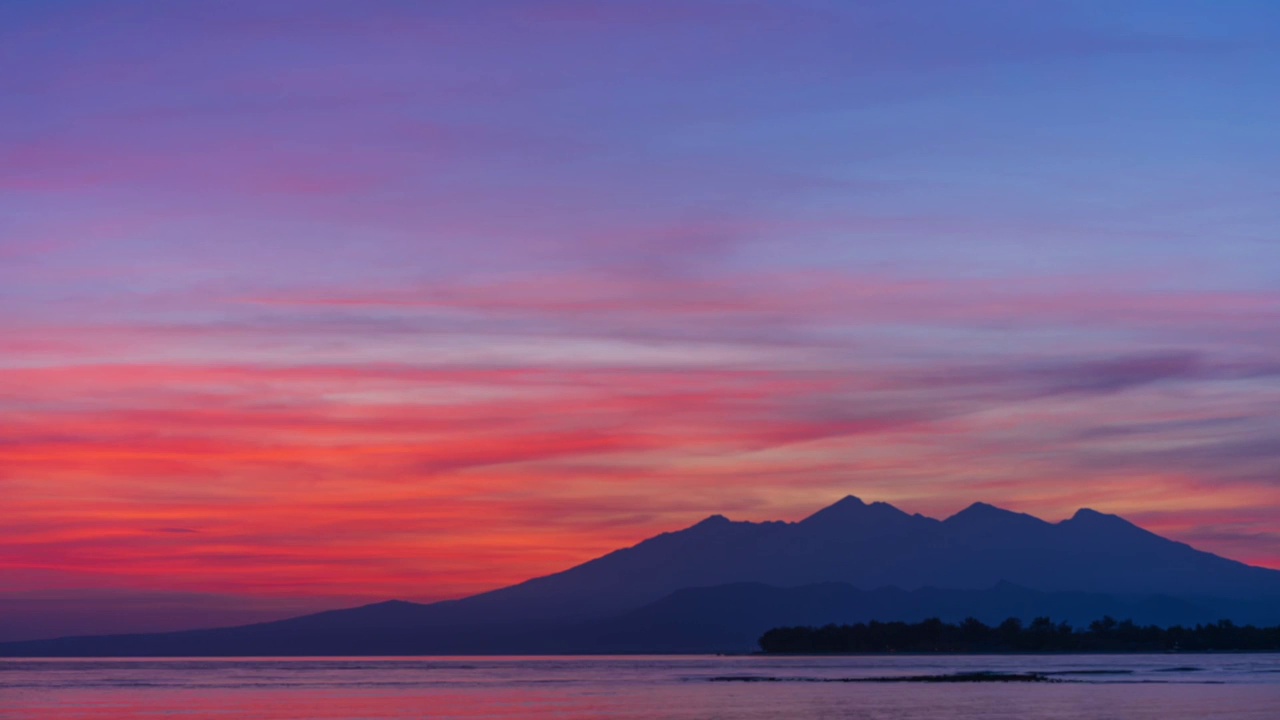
[4,326,1278,606]
[3,0,1278,637]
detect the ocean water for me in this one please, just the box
[2,654,1278,719]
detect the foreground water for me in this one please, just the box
[2,654,1278,719]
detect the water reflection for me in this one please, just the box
[2,655,1278,719]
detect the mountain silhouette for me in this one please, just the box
[450,496,1279,618]
[4,496,1279,655]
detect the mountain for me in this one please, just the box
[452,496,1280,617]
[4,496,1279,656]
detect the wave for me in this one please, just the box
[705,672,1057,683]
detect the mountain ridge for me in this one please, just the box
[3,495,1278,655]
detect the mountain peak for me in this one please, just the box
[1069,508,1122,523]
[799,495,917,529]
[942,502,1051,538]
[693,514,731,528]
[1066,507,1135,528]
[799,494,863,522]
[955,501,1001,516]
[947,501,1041,523]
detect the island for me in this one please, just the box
[759,616,1280,653]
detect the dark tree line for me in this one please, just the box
[759,617,1280,653]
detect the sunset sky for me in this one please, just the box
[3,0,1279,639]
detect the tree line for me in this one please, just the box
[759,616,1280,653]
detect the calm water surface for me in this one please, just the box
[2,655,1278,719]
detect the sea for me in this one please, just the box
[2,654,1278,719]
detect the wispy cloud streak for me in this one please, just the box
[2,0,1278,637]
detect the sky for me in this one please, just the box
[2,0,1279,640]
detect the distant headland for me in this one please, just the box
[759,616,1280,654]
